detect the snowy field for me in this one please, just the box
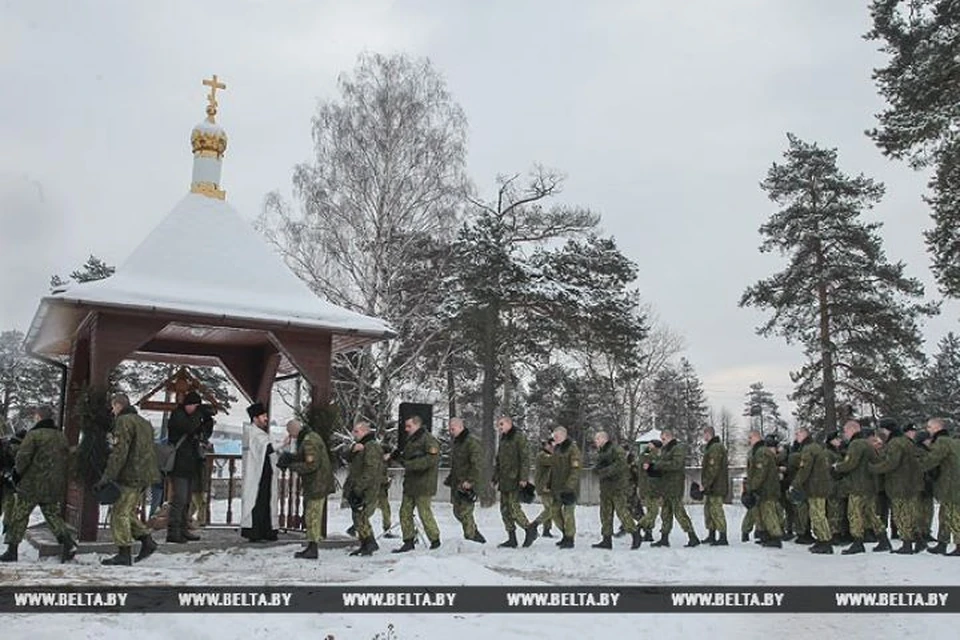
[2,502,959,639]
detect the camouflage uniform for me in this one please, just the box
[346,431,384,542]
[701,436,729,535]
[494,426,532,534]
[548,438,581,540]
[4,419,71,546]
[869,434,921,544]
[791,439,833,543]
[398,427,441,543]
[648,439,696,538]
[746,440,783,539]
[289,429,335,543]
[783,443,804,537]
[100,407,161,546]
[0,431,25,543]
[595,441,636,537]
[824,442,850,540]
[920,431,960,547]
[834,432,886,540]
[377,449,392,533]
[533,449,553,528]
[448,428,482,538]
[637,448,662,533]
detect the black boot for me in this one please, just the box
[0,544,17,562]
[522,523,539,548]
[927,541,948,555]
[795,533,815,545]
[863,530,878,543]
[842,540,866,555]
[631,529,643,550]
[135,534,157,563]
[498,531,518,548]
[613,525,627,538]
[58,534,78,563]
[350,537,377,556]
[704,530,716,545]
[468,531,486,544]
[685,532,701,548]
[393,539,416,553]
[182,529,200,542]
[382,529,398,539]
[101,546,132,566]
[782,531,796,542]
[429,539,441,550]
[643,530,654,542]
[558,536,575,549]
[714,532,729,546]
[295,542,319,559]
[166,529,186,544]
[346,525,357,537]
[873,532,891,552]
[754,531,769,544]
[741,531,750,543]
[651,533,670,547]
[809,541,833,554]
[761,537,782,548]
[541,523,554,538]
[592,535,612,549]
[891,540,913,554]
[948,545,960,556]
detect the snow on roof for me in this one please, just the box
[34,193,393,337]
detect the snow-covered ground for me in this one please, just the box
[2,502,958,639]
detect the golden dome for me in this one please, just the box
[191,74,228,158]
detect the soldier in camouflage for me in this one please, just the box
[532,439,554,537]
[823,431,850,544]
[789,427,833,554]
[94,393,161,565]
[0,406,76,563]
[493,417,538,548]
[645,430,700,548]
[0,428,26,547]
[869,423,923,553]
[833,420,890,555]
[377,444,396,538]
[446,418,485,544]
[920,418,960,556]
[549,426,581,548]
[279,419,335,559]
[636,440,662,541]
[700,427,729,546]
[914,430,936,543]
[392,415,442,553]
[345,421,384,556]
[744,430,783,548]
[591,431,641,550]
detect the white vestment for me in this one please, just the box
[240,423,279,529]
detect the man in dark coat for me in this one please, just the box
[165,391,211,543]
[240,402,279,543]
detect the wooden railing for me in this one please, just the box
[201,453,307,532]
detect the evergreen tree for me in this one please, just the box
[0,329,61,430]
[866,1,960,297]
[650,359,709,463]
[925,332,960,423]
[742,382,788,439]
[740,134,937,432]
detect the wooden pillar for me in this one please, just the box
[63,324,96,540]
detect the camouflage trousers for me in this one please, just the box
[660,496,694,535]
[638,497,661,532]
[111,486,150,546]
[890,497,919,542]
[847,494,885,540]
[499,490,531,532]
[189,491,208,527]
[703,495,727,533]
[549,500,576,537]
[918,495,934,538]
[534,492,553,526]
[400,494,440,543]
[352,496,374,541]
[5,499,70,545]
[452,492,478,537]
[304,497,326,543]
[782,497,797,534]
[808,497,831,542]
[599,490,636,537]
[757,499,783,537]
[937,502,960,544]
[741,505,763,535]
[827,496,848,537]
[796,500,810,535]
[1,491,16,542]
[377,486,392,531]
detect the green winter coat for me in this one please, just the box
[346,431,384,503]
[449,428,482,489]
[919,431,960,505]
[594,441,628,496]
[700,436,729,497]
[792,440,832,499]
[534,450,552,495]
[650,439,686,499]
[14,419,68,505]
[103,407,161,489]
[548,438,581,497]
[638,449,661,499]
[289,429,335,499]
[400,427,440,497]
[746,441,780,500]
[833,433,879,496]
[824,444,850,498]
[869,434,922,499]
[494,426,530,491]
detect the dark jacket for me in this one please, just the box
[548,438,581,497]
[869,434,922,499]
[700,436,729,497]
[594,441,629,496]
[448,428,482,491]
[345,431,384,504]
[792,439,832,499]
[834,432,880,496]
[400,427,440,497]
[919,431,960,505]
[289,429,335,499]
[494,426,530,492]
[649,439,686,499]
[103,406,161,490]
[746,441,780,500]
[166,405,211,479]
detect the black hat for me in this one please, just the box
[903,423,918,433]
[649,440,662,448]
[825,430,840,442]
[246,402,267,421]
[764,434,780,447]
[183,391,202,406]
[878,417,898,431]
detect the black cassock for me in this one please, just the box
[241,443,278,542]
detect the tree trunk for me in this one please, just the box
[480,307,498,507]
[446,368,456,418]
[815,238,837,434]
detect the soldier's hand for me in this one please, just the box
[461,481,472,490]
[642,463,650,470]
[519,480,528,488]
[352,443,365,453]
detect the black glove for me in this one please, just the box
[11,468,20,485]
[456,486,478,503]
[276,452,295,470]
[518,483,536,504]
[443,475,452,487]
[740,491,759,509]
[559,490,576,506]
[347,491,365,511]
[645,466,662,478]
[689,481,704,501]
[829,466,843,480]
[787,486,805,505]
[1,470,17,489]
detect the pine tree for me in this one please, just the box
[742,382,788,439]
[925,332,960,423]
[740,134,936,432]
[0,329,61,430]
[866,1,960,298]
[650,359,709,463]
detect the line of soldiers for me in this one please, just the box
[741,417,960,556]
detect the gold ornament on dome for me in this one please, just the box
[202,74,226,123]
[190,181,226,200]
[190,74,228,158]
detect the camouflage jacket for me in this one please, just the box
[824,443,850,497]
[534,450,552,495]
[400,427,440,497]
[834,433,879,496]
[649,439,686,499]
[746,441,780,500]
[869,434,922,499]
[14,419,69,504]
[637,449,661,499]
[548,438,581,496]
[700,436,729,497]
[919,431,960,505]
[448,428,482,490]
[494,426,530,492]
[345,431,384,502]
[792,440,831,499]
[103,407,161,489]
[594,441,629,496]
[289,429,335,499]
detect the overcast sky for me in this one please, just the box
[1,0,957,421]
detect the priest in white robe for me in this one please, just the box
[240,402,279,542]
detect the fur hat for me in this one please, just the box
[183,391,202,406]
[246,402,267,421]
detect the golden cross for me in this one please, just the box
[202,74,227,121]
